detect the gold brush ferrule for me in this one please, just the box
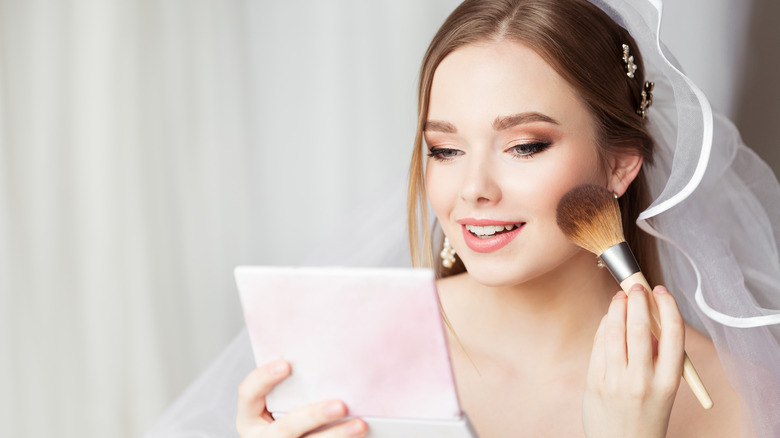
[599,241,641,283]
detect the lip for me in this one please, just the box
[457,218,521,226]
[460,221,525,253]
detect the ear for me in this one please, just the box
[606,151,643,197]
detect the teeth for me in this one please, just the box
[465,223,519,236]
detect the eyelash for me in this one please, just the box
[427,148,461,162]
[508,141,552,159]
[427,141,552,162]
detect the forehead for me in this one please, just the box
[427,41,591,130]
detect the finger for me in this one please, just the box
[605,290,628,380]
[309,418,368,438]
[236,360,291,427]
[586,313,608,385]
[653,286,685,386]
[625,283,653,379]
[270,399,349,437]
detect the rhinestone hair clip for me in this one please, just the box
[622,43,654,118]
[622,43,637,78]
[637,81,654,119]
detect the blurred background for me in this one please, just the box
[0,0,777,437]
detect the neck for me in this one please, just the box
[442,251,617,369]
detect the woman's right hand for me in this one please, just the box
[236,359,368,437]
[582,285,683,438]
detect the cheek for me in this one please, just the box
[542,147,605,198]
[524,148,607,226]
[424,165,455,220]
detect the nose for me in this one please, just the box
[459,153,501,205]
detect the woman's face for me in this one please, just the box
[424,41,609,287]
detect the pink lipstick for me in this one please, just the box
[459,219,525,253]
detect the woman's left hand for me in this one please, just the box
[582,284,685,438]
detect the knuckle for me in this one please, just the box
[627,287,647,301]
[237,379,259,403]
[626,380,650,401]
[657,384,676,401]
[655,376,680,399]
[659,319,685,347]
[604,378,621,396]
[269,418,297,437]
[666,313,685,332]
[604,323,623,341]
[664,324,685,345]
[627,320,650,337]
[238,363,287,403]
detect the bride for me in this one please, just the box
[148,0,780,436]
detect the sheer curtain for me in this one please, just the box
[0,1,259,436]
[0,1,774,437]
[0,1,458,437]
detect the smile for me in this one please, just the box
[464,223,522,239]
[460,222,526,253]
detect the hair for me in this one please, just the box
[407,0,661,285]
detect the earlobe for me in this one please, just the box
[607,152,643,197]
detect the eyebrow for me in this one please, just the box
[493,112,559,130]
[424,111,559,134]
[423,120,458,134]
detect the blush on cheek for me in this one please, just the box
[425,175,456,224]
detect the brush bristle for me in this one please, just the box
[556,184,625,255]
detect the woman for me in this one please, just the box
[235,0,761,436]
[408,1,741,436]
[147,0,780,436]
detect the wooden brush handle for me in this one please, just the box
[619,272,714,410]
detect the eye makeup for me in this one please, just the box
[427,147,462,162]
[506,141,553,159]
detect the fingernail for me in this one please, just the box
[323,401,346,419]
[630,283,645,293]
[654,286,669,294]
[270,360,289,377]
[612,290,626,300]
[347,419,367,437]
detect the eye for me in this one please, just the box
[508,141,552,159]
[427,148,463,162]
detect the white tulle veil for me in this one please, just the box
[145,0,780,436]
[592,1,780,436]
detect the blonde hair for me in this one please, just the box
[408,0,661,284]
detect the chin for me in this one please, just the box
[468,272,524,288]
[459,257,542,288]
[458,246,583,289]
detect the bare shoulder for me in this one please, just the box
[667,324,744,437]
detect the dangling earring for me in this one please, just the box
[440,237,456,269]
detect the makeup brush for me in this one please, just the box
[556,184,713,410]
